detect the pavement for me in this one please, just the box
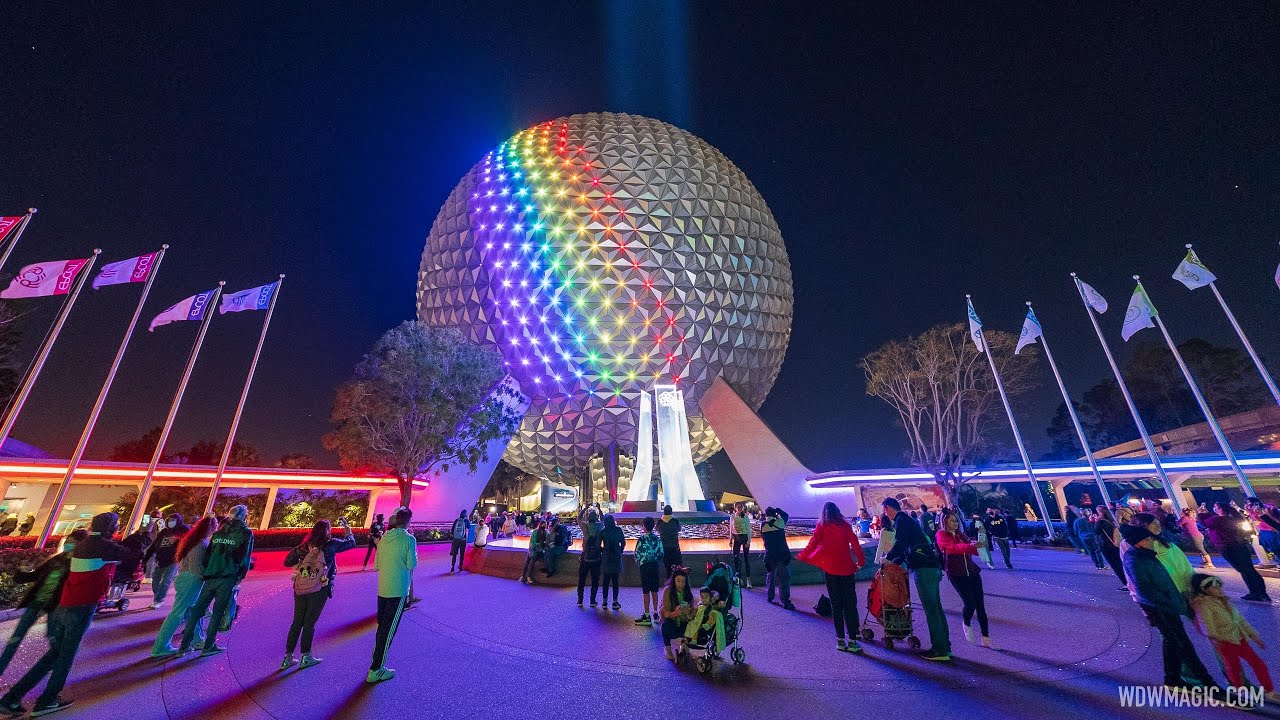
[0,544,1276,719]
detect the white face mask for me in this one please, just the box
[167,519,177,528]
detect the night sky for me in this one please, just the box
[1,4,1278,475]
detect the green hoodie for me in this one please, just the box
[202,519,254,581]
[376,527,418,598]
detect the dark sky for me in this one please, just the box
[1,4,1278,473]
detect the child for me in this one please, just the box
[1190,573,1276,701]
[684,588,725,653]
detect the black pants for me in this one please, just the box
[450,539,466,569]
[824,572,858,641]
[286,590,329,655]
[0,604,94,708]
[370,595,407,670]
[732,534,752,579]
[992,537,1012,568]
[362,541,377,568]
[1141,606,1215,686]
[662,547,682,577]
[602,572,620,603]
[578,560,601,603]
[1100,543,1126,586]
[947,573,989,637]
[1220,542,1268,598]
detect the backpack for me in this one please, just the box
[452,518,468,540]
[814,594,833,618]
[292,545,328,596]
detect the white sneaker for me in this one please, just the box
[981,636,993,649]
[366,667,395,683]
[746,580,752,589]
[149,602,162,610]
[962,625,973,643]
[280,655,297,671]
[300,654,322,669]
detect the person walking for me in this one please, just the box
[152,516,218,657]
[1201,502,1271,602]
[368,508,417,684]
[1189,573,1277,701]
[142,513,189,610]
[600,514,625,610]
[362,514,385,572]
[798,502,867,654]
[730,502,753,588]
[936,511,990,648]
[656,505,682,578]
[281,517,356,671]
[761,506,795,610]
[178,505,254,657]
[884,497,950,661]
[1176,507,1213,569]
[633,516,664,626]
[1074,510,1104,570]
[1094,506,1128,590]
[449,510,469,573]
[982,507,1013,569]
[0,513,141,717]
[1121,524,1217,688]
[0,530,88,678]
[577,510,604,608]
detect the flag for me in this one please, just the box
[966,297,985,353]
[1172,248,1216,290]
[92,252,158,289]
[1121,283,1157,341]
[220,281,277,314]
[149,289,217,331]
[1015,307,1042,355]
[1275,261,1280,291]
[0,217,22,240]
[0,258,90,299]
[1079,279,1109,314]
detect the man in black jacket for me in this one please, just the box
[884,498,950,661]
[143,513,189,609]
[982,507,1014,569]
[761,507,794,610]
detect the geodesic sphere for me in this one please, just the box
[417,113,792,479]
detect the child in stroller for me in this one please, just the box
[686,562,746,672]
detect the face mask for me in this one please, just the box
[63,543,76,553]
[167,520,177,528]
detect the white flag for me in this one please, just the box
[966,298,985,353]
[220,281,277,314]
[149,289,217,331]
[1274,261,1280,291]
[1172,249,1216,290]
[1121,283,1157,341]
[92,252,158,290]
[0,258,90,299]
[1015,307,1042,355]
[1079,279,1109,314]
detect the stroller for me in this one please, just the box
[685,561,746,673]
[97,561,143,613]
[859,562,921,649]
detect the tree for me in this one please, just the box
[108,427,165,463]
[0,301,23,413]
[112,486,208,530]
[186,440,262,467]
[323,321,523,507]
[276,453,317,469]
[269,489,368,527]
[861,322,1038,508]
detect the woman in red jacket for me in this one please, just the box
[798,502,867,653]
[936,511,991,647]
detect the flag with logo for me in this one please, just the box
[92,252,158,290]
[1078,279,1109,314]
[966,297,986,353]
[1015,307,1042,355]
[1121,282,1157,341]
[1172,248,1216,290]
[0,258,90,299]
[220,281,277,314]
[149,289,218,331]
[0,217,22,241]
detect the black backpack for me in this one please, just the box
[814,594,833,618]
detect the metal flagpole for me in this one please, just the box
[1070,274,1183,513]
[0,250,102,450]
[204,275,284,516]
[0,209,36,275]
[38,248,169,546]
[127,282,225,534]
[1186,245,1280,407]
[969,296,1054,536]
[1028,301,1112,507]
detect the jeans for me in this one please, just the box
[913,567,950,654]
[824,573,857,641]
[601,572,620,603]
[152,563,178,604]
[1258,530,1280,559]
[1066,533,1084,552]
[153,571,204,654]
[286,590,329,655]
[0,606,42,676]
[370,595,407,670]
[545,546,567,575]
[180,576,238,651]
[1141,606,1215,686]
[992,537,1012,568]
[1081,534,1104,568]
[732,534,752,579]
[947,573,988,637]
[765,556,792,607]
[577,560,601,603]
[0,604,94,708]
[1220,542,1269,598]
[1186,533,1210,559]
[450,539,466,569]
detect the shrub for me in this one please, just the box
[0,536,64,550]
[251,527,370,550]
[0,548,59,609]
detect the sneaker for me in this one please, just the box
[151,646,179,659]
[962,625,973,643]
[611,602,621,610]
[589,600,598,608]
[0,701,25,718]
[148,602,162,610]
[745,580,752,589]
[365,667,396,683]
[31,698,74,717]
[981,636,993,649]
[634,614,651,625]
[280,655,297,671]
[844,640,863,654]
[921,650,952,662]
[191,641,204,651]
[200,645,226,657]
[299,654,322,669]
[782,603,796,611]
[1265,691,1280,704]
[837,639,848,652]
[577,600,584,608]
[407,596,422,607]
[985,563,994,569]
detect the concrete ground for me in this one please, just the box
[0,544,1276,719]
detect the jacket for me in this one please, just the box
[796,518,865,576]
[731,514,752,537]
[580,521,604,564]
[657,517,681,548]
[375,526,417,598]
[1199,512,1249,547]
[935,530,981,578]
[634,532,664,566]
[1122,546,1189,616]
[202,519,254,581]
[60,514,142,607]
[1072,517,1095,539]
[600,521,625,574]
[1190,593,1259,645]
[886,512,939,570]
[15,552,73,611]
[143,523,189,569]
[761,510,791,563]
[285,533,356,597]
[982,514,1011,539]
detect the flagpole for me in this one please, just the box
[1185,244,1280,407]
[1070,274,1183,513]
[1028,301,1112,507]
[126,282,225,534]
[968,296,1054,536]
[204,275,284,517]
[0,209,36,276]
[0,250,101,451]
[38,248,169,547]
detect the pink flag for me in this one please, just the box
[0,258,90,299]
[0,217,22,240]
[92,252,157,289]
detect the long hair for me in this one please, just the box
[176,516,218,563]
[662,566,692,608]
[820,502,845,525]
[305,520,332,549]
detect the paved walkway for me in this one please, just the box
[0,545,1276,719]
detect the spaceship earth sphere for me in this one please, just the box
[417,113,793,480]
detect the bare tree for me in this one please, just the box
[860,322,1038,508]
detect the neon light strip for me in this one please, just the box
[0,463,425,488]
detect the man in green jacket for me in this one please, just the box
[180,505,254,657]
[368,508,417,683]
